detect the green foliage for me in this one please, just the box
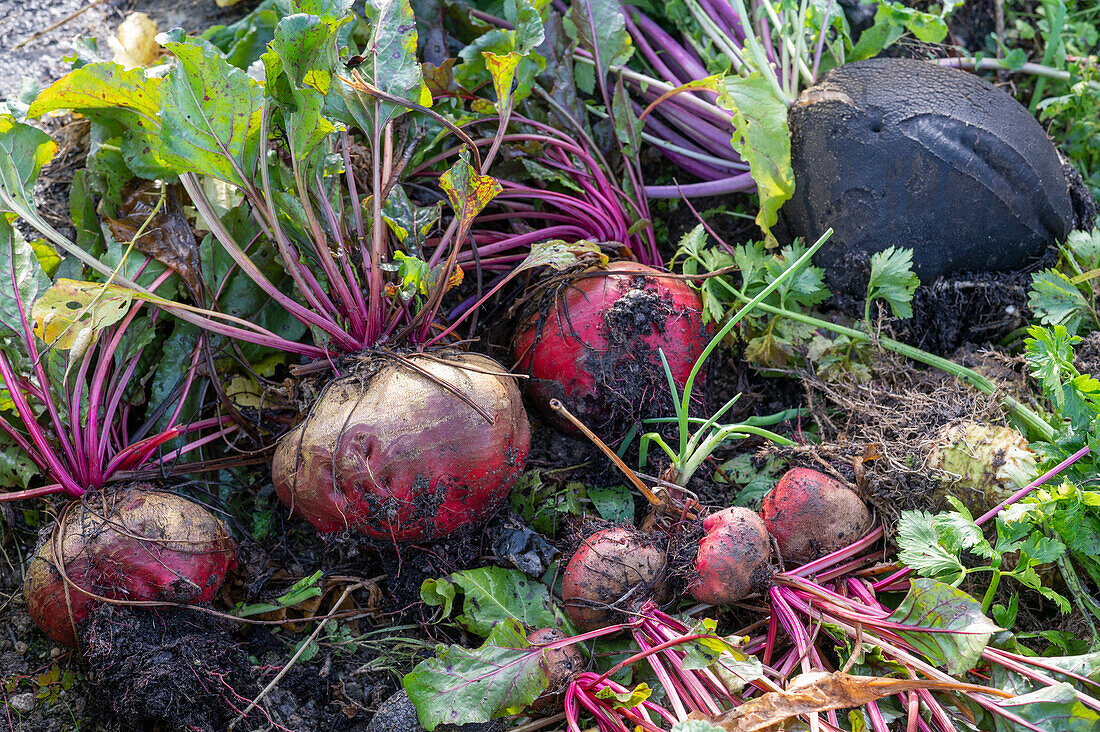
[403,619,549,730]
[420,566,572,636]
[897,500,1070,615]
[234,571,324,617]
[865,246,920,321]
[887,578,1001,675]
[717,74,793,243]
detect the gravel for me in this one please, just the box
[0,0,254,102]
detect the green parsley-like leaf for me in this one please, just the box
[866,246,920,319]
[1029,269,1094,337]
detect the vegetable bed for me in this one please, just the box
[0,0,1098,731]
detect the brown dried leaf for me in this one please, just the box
[105,182,203,297]
[699,672,1007,731]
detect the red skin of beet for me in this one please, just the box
[271,352,530,541]
[690,507,772,606]
[24,486,236,647]
[561,527,669,631]
[513,261,709,432]
[759,467,873,564]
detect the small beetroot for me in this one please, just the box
[24,486,236,647]
[513,261,709,434]
[690,507,772,606]
[561,527,669,631]
[528,626,585,714]
[759,468,872,564]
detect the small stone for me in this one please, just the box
[49,647,62,658]
[9,693,35,714]
[13,642,26,654]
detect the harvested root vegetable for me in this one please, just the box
[528,626,586,713]
[760,468,872,564]
[513,261,709,434]
[24,485,236,647]
[690,507,772,605]
[928,421,1038,514]
[785,58,1073,295]
[561,527,670,631]
[272,351,530,541]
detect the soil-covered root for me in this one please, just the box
[690,507,773,605]
[759,468,872,565]
[513,261,709,437]
[80,604,255,732]
[928,421,1038,516]
[272,351,530,541]
[366,688,504,732]
[785,57,1073,296]
[528,626,586,714]
[561,527,670,631]
[23,485,237,647]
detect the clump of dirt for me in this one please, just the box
[79,604,257,732]
[770,348,1012,531]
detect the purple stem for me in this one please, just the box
[646,173,755,198]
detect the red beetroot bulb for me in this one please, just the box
[24,486,236,647]
[528,626,586,713]
[690,507,772,606]
[272,351,530,541]
[759,468,873,564]
[561,527,669,631]
[513,261,709,433]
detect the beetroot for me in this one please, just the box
[513,262,709,433]
[528,626,586,713]
[759,468,873,564]
[690,507,772,606]
[272,351,530,541]
[561,527,670,631]
[24,486,236,647]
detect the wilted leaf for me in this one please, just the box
[105,182,202,297]
[703,671,1002,731]
[108,13,160,69]
[32,280,136,352]
[718,74,793,243]
[404,619,549,729]
[484,51,522,114]
[439,152,502,234]
[514,238,607,273]
[887,578,1001,675]
[0,431,40,489]
[595,682,652,710]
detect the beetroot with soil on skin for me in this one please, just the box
[759,467,873,564]
[561,527,670,631]
[513,261,710,434]
[528,626,586,714]
[690,507,772,606]
[23,485,236,647]
[272,351,530,541]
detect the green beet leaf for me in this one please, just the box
[403,619,549,730]
[159,33,264,189]
[718,73,793,244]
[887,578,1001,675]
[420,566,570,636]
[27,63,169,178]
